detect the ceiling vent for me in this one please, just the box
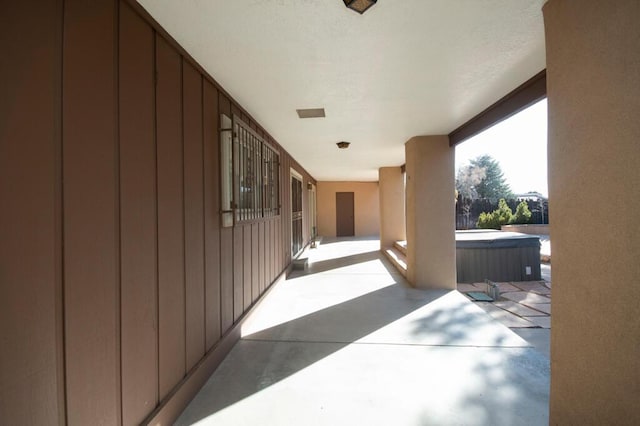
[296,108,325,119]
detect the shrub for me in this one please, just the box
[477,211,497,229]
[477,198,513,229]
[510,201,532,224]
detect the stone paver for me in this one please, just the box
[458,274,553,346]
[533,287,552,296]
[513,282,552,295]
[496,282,522,293]
[457,283,481,293]
[475,302,538,328]
[502,291,551,305]
[512,281,545,290]
[524,316,551,329]
[527,303,551,315]
[494,301,548,317]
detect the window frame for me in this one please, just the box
[220,114,280,226]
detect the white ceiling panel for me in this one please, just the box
[137,0,546,181]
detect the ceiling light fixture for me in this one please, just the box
[343,0,377,14]
[336,141,351,149]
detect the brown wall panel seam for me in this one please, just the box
[216,95,223,339]
[60,0,69,424]
[121,0,239,123]
[114,1,123,424]
[57,1,68,423]
[201,74,207,348]
[180,57,188,376]
[153,29,161,408]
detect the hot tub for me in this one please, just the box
[456,230,541,283]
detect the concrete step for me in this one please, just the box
[393,240,407,256]
[384,246,407,277]
[292,256,308,271]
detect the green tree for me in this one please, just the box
[477,198,513,229]
[509,200,532,224]
[469,155,513,201]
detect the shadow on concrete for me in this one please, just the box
[410,297,550,425]
[288,250,383,277]
[177,245,549,426]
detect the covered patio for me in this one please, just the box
[2,1,638,425]
[176,238,549,425]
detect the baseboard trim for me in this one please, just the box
[142,268,289,425]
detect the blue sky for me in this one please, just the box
[455,99,548,197]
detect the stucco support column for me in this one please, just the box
[404,136,455,289]
[379,167,405,249]
[544,1,640,423]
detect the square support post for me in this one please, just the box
[404,136,456,289]
[544,0,640,423]
[379,166,406,249]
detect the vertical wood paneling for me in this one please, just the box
[218,94,234,332]
[302,173,309,243]
[62,0,120,424]
[258,129,267,294]
[233,226,244,321]
[275,218,279,278]
[280,155,289,269]
[220,228,234,331]
[118,4,158,425]
[272,220,277,283]
[268,220,274,284]
[265,221,271,285]
[0,3,63,424]
[272,219,277,281]
[252,224,260,301]
[276,219,282,275]
[243,225,252,308]
[182,60,205,370]
[155,34,186,399]
[4,2,317,424]
[283,180,288,267]
[203,80,221,349]
[276,154,282,273]
[258,222,265,294]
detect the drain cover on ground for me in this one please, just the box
[467,292,494,302]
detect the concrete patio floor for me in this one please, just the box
[175,238,550,426]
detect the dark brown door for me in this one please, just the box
[336,192,355,237]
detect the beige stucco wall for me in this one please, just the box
[405,136,456,289]
[545,0,640,423]
[379,167,406,248]
[316,181,380,238]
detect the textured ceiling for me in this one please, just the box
[137,0,546,181]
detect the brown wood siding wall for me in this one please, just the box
[62,0,121,424]
[203,80,222,349]
[182,60,206,372]
[155,33,187,401]
[119,3,158,424]
[1,2,64,425]
[1,1,315,425]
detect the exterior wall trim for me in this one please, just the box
[141,268,288,425]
